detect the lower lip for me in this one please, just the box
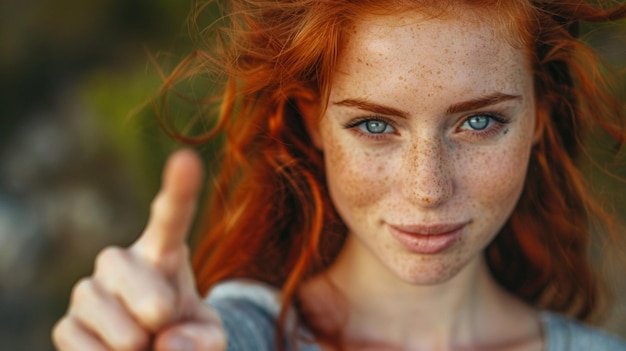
[389,225,464,254]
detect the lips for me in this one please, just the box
[388,222,467,254]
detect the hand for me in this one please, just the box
[52,149,226,351]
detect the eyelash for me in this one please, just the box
[343,116,397,141]
[459,112,511,139]
[343,113,511,141]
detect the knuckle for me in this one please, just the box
[135,294,176,330]
[70,277,95,306]
[95,246,127,273]
[51,317,71,348]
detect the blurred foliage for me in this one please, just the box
[0,1,624,350]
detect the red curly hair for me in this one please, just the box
[152,0,626,348]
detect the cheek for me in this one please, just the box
[322,129,391,213]
[458,139,532,219]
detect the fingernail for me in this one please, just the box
[166,333,195,351]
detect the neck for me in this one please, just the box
[300,236,540,350]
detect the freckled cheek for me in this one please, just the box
[323,137,391,210]
[458,144,531,216]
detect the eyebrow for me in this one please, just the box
[446,93,522,114]
[333,93,522,117]
[333,98,410,118]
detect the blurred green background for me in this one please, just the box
[0,1,624,350]
[0,1,192,349]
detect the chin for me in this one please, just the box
[388,255,476,287]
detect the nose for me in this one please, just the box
[403,138,454,208]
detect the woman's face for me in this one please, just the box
[310,11,537,285]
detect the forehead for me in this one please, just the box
[332,11,532,102]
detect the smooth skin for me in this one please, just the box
[52,149,225,351]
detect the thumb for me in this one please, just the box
[134,149,204,265]
[154,304,226,351]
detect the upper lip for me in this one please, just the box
[388,222,468,235]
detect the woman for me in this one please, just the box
[53,0,626,350]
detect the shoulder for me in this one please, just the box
[205,279,282,351]
[207,279,282,318]
[205,279,319,351]
[542,311,626,351]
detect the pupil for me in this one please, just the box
[468,116,489,130]
[366,121,386,133]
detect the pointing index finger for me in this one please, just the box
[134,149,204,263]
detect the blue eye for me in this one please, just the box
[466,115,490,130]
[359,119,394,134]
[460,114,503,131]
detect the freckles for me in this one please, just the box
[326,139,390,209]
[405,142,452,201]
[357,57,372,67]
[461,145,529,207]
